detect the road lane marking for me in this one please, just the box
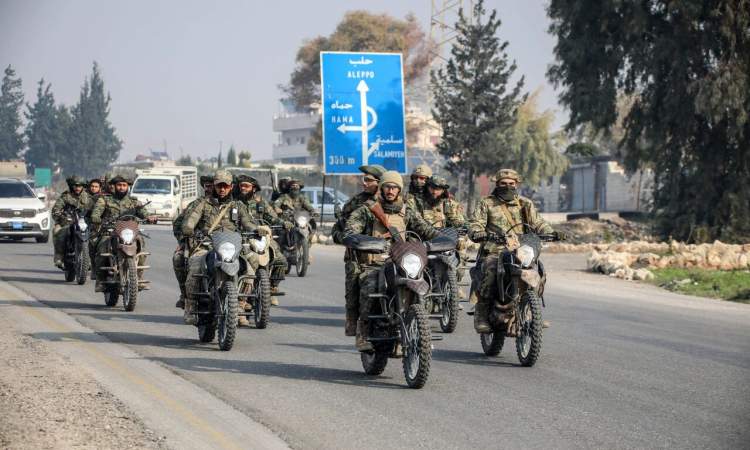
[0,287,244,450]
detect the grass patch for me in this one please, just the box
[649,268,750,302]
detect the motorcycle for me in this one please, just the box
[62,205,91,285]
[237,226,273,329]
[474,223,559,366]
[98,213,151,311]
[279,210,315,277]
[186,230,244,351]
[423,227,462,333]
[343,231,449,389]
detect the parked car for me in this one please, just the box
[0,178,51,242]
[301,187,349,220]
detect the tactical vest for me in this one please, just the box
[365,205,407,264]
[422,200,446,228]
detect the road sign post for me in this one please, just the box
[320,52,407,175]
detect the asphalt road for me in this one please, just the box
[1,228,749,449]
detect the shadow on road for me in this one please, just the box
[31,330,207,351]
[0,267,59,275]
[0,275,64,284]
[277,305,345,315]
[150,356,405,389]
[276,342,357,354]
[432,348,520,368]
[272,315,343,328]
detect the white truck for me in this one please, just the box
[131,167,198,220]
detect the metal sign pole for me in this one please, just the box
[320,174,327,228]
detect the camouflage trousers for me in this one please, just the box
[357,264,383,320]
[172,246,188,297]
[269,239,287,287]
[52,224,69,261]
[477,255,500,306]
[184,248,208,314]
[344,260,361,322]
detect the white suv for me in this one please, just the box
[0,178,51,242]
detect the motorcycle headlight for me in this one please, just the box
[120,228,135,244]
[77,218,88,231]
[217,242,236,262]
[296,216,308,228]
[401,253,423,279]
[251,236,268,253]
[517,244,536,268]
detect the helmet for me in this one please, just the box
[379,171,404,191]
[411,164,433,178]
[199,175,214,185]
[493,168,521,183]
[359,164,387,180]
[427,176,449,190]
[236,174,259,187]
[66,175,86,188]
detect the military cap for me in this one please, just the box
[66,175,86,186]
[379,171,404,190]
[359,164,387,180]
[427,175,450,190]
[236,174,259,186]
[213,169,233,185]
[411,164,433,178]
[493,168,521,183]
[199,174,214,184]
[109,175,128,185]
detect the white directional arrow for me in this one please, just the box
[333,80,379,165]
[357,80,369,165]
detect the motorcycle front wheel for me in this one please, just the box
[253,268,272,329]
[295,239,309,277]
[401,303,431,389]
[75,242,90,285]
[122,258,138,312]
[217,280,238,351]
[516,290,543,366]
[439,270,459,333]
[480,331,505,356]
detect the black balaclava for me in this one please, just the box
[493,185,517,202]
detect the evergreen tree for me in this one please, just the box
[548,0,750,242]
[217,150,223,168]
[226,146,237,166]
[61,62,122,178]
[24,79,65,170]
[0,65,25,160]
[176,155,193,166]
[431,0,525,210]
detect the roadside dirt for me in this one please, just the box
[0,311,168,450]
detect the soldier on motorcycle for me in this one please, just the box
[180,170,266,325]
[90,175,155,292]
[273,179,314,215]
[405,164,433,212]
[344,171,439,352]
[172,174,214,309]
[331,164,386,336]
[51,176,92,268]
[468,169,562,333]
[235,174,290,306]
[271,176,291,202]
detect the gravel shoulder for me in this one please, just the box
[0,307,167,450]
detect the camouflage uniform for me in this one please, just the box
[51,187,92,265]
[344,171,439,350]
[237,193,288,287]
[171,196,204,302]
[468,169,553,331]
[90,191,149,289]
[405,164,432,212]
[273,191,315,216]
[331,164,385,336]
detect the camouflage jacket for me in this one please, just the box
[273,193,314,216]
[51,191,92,226]
[405,191,425,213]
[331,191,377,245]
[238,195,284,227]
[181,196,256,237]
[469,194,553,254]
[172,196,204,240]
[413,195,467,229]
[90,194,147,225]
[345,199,439,265]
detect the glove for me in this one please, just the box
[470,230,487,242]
[553,230,567,241]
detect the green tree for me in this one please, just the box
[431,0,525,210]
[24,79,66,170]
[61,62,122,178]
[0,65,25,160]
[496,90,569,186]
[282,10,434,158]
[226,145,237,166]
[548,0,750,243]
[238,150,252,167]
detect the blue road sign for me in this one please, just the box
[320,52,407,175]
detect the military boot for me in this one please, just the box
[94,280,104,293]
[237,300,250,326]
[175,296,185,308]
[183,296,197,325]
[473,301,491,334]
[355,320,373,352]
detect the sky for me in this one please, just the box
[0,0,563,162]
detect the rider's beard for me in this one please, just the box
[409,180,424,195]
[380,191,403,213]
[289,188,300,198]
[113,190,127,199]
